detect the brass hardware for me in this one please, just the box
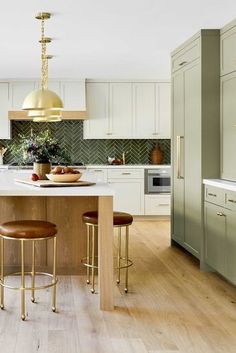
[122,172,131,175]
[216,212,225,217]
[0,234,58,320]
[177,135,184,179]
[208,193,217,197]
[106,132,113,135]
[86,225,90,284]
[39,37,52,44]
[124,226,129,293]
[35,12,51,20]
[228,199,236,204]
[179,61,187,66]
[158,203,169,206]
[94,170,103,172]
[152,133,159,135]
[91,226,95,294]
[117,227,121,284]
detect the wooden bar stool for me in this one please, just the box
[82,211,133,294]
[0,220,58,321]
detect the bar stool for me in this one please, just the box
[82,211,133,294]
[0,220,58,321]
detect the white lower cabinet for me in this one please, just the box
[108,179,144,215]
[145,194,171,215]
[83,168,108,183]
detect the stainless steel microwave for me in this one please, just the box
[145,167,171,194]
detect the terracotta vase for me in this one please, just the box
[150,144,164,164]
[33,162,51,180]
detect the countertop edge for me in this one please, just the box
[203,178,236,192]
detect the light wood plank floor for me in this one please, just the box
[0,220,236,353]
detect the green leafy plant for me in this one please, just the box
[10,130,70,164]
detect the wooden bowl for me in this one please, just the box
[46,173,82,183]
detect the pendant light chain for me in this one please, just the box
[41,18,48,90]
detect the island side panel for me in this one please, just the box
[0,196,47,272]
[46,196,98,274]
[98,196,114,311]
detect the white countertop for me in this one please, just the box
[0,171,114,197]
[0,164,171,170]
[203,178,236,192]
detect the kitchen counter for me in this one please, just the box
[0,171,114,311]
[0,164,171,170]
[203,178,236,192]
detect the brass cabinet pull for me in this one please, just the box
[208,192,217,197]
[228,199,236,204]
[94,170,103,172]
[177,135,184,179]
[106,132,112,135]
[216,212,225,217]
[152,132,159,135]
[158,203,169,206]
[122,172,131,175]
[179,61,187,66]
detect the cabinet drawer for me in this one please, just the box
[205,186,225,206]
[108,168,143,180]
[172,39,200,72]
[145,195,170,216]
[221,26,236,76]
[225,191,236,211]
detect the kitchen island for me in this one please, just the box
[0,171,114,310]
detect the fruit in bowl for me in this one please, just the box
[46,166,82,182]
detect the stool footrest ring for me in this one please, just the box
[81,257,133,270]
[0,271,58,291]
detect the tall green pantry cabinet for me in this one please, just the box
[171,30,220,262]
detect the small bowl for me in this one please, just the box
[46,173,82,183]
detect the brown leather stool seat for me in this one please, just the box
[0,220,57,239]
[82,211,133,226]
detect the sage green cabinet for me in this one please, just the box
[171,30,220,261]
[221,24,236,76]
[221,72,236,181]
[204,202,226,276]
[204,185,236,285]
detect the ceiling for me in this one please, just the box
[1,0,236,79]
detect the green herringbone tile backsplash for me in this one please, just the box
[0,121,170,165]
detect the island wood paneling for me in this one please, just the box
[0,196,98,274]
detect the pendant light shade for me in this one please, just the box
[28,109,62,122]
[22,89,63,111]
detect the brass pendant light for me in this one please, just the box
[22,12,63,121]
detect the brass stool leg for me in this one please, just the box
[86,224,90,284]
[116,227,121,284]
[124,226,129,293]
[31,240,36,303]
[91,225,95,294]
[0,238,4,309]
[52,237,57,312]
[21,240,26,320]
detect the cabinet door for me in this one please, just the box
[221,26,236,76]
[204,202,226,276]
[133,83,156,138]
[108,180,144,215]
[184,61,201,256]
[225,209,236,285]
[0,83,10,139]
[172,71,185,244]
[156,83,171,138]
[10,81,36,110]
[221,72,236,181]
[109,83,133,138]
[83,83,109,139]
[61,81,86,110]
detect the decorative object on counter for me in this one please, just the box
[47,166,82,182]
[0,144,7,165]
[107,156,123,165]
[22,12,63,122]
[9,130,70,179]
[150,143,164,164]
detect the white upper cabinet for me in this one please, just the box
[61,80,86,111]
[84,80,170,139]
[109,83,133,138]
[9,81,37,110]
[84,82,109,138]
[133,82,170,139]
[0,83,10,139]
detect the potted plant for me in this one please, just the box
[10,130,70,179]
